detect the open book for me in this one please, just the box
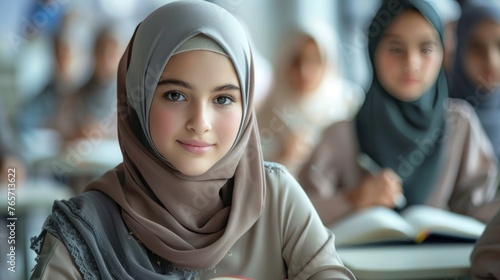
[331,205,486,246]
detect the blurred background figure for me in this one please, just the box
[55,25,122,145]
[15,17,82,168]
[257,21,364,176]
[449,0,500,167]
[52,25,124,194]
[298,0,499,228]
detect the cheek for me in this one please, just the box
[375,54,397,85]
[463,53,480,82]
[216,110,242,148]
[149,104,179,144]
[423,55,443,82]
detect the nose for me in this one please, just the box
[186,102,212,133]
[404,51,421,73]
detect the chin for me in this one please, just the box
[179,168,209,177]
[175,163,211,177]
[390,87,425,102]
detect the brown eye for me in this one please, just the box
[163,91,186,102]
[214,95,234,106]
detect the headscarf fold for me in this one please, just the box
[85,0,265,270]
[449,0,500,162]
[356,0,447,205]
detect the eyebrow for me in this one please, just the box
[157,78,240,92]
[213,84,240,92]
[158,78,192,89]
[381,34,439,45]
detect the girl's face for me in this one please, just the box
[375,10,443,101]
[464,19,500,90]
[287,37,325,95]
[150,51,242,176]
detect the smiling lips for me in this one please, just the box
[177,139,214,154]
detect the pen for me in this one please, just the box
[357,153,407,209]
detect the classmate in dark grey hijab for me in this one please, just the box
[299,0,499,227]
[29,1,355,279]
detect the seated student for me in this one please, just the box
[55,26,122,144]
[257,21,364,176]
[29,1,355,279]
[448,1,500,166]
[298,0,500,227]
[471,208,500,278]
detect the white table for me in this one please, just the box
[337,243,474,280]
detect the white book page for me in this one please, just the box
[401,205,486,238]
[331,207,417,245]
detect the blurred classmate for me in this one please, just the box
[471,208,500,278]
[29,1,355,279]
[17,30,77,133]
[298,0,499,227]
[55,26,122,144]
[257,21,364,176]
[449,1,500,165]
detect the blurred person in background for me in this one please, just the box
[298,0,499,228]
[16,25,79,135]
[257,21,364,176]
[448,1,500,170]
[55,25,122,145]
[48,25,124,194]
[15,21,82,174]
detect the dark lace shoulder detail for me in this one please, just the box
[34,204,100,280]
[264,161,287,174]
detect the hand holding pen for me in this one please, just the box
[347,153,407,210]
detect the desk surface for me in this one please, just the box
[337,243,473,280]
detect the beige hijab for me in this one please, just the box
[86,0,265,270]
[257,21,364,174]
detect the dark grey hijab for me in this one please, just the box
[356,0,447,205]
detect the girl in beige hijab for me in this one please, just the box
[257,21,364,176]
[29,1,355,279]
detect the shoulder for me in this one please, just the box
[264,161,288,174]
[445,98,477,120]
[263,161,310,204]
[444,98,484,133]
[51,191,119,230]
[263,161,291,191]
[63,190,115,208]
